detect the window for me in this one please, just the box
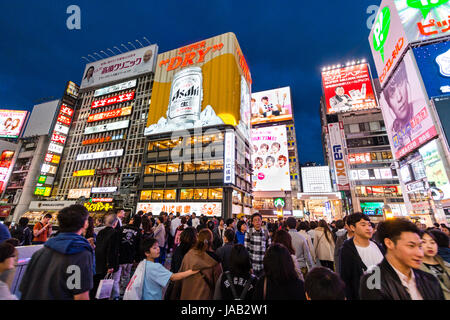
[195,161,209,172]
[210,160,224,171]
[167,164,180,173]
[180,189,194,200]
[208,188,223,200]
[194,189,208,200]
[349,124,360,133]
[164,189,176,200]
[152,190,164,200]
[369,121,381,131]
[140,190,152,201]
[184,163,195,172]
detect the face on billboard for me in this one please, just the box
[413,41,450,99]
[322,64,377,114]
[251,87,293,125]
[144,33,251,138]
[80,45,158,89]
[251,125,291,192]
[419,140,450,200]
[0,110,28,138]
[380,51,437,159]
[369,0,408,86]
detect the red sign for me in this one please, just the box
[82,136,113,146]
[348,153,372,164]
[87,106,132,123]
[45,153,60,164]
[0,206,12,218]
[91,92,135,109]
[51,133,66,144]
[322,64,377,114]
[96,167,120,175]
[60,104,74,117]
[91,198,113,203]
[57,114,72,126]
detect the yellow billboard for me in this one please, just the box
[145,32,252,140]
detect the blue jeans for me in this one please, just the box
[155,246,166,266]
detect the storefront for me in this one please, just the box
[22,201,77,226]
[297,192,344,222]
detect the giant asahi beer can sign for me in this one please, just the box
[168,67,203,121]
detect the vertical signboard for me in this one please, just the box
[328,122,350,191]
[35,81,79,197]
[0,151,15,194]
[224,131,236,184]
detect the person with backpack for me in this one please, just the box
[174,216,188,248]
[216,229,235,272]
[10,217,32,246]
[214,244,257,300]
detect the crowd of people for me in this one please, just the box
[0,205,449,300]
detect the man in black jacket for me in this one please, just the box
[339,213,384,300]
[360,218,444,300]
[118,215,141,297]
[92,214,120,299]
[216,229,235,272]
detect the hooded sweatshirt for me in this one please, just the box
[19,233,94,300]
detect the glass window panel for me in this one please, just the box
[210,160,224,171]
[167,164,179,173]
[194,189,208,200]
[155,164,167,173]
[152,190,164,200]
[140,190,152,201]
[184,163,195,172]
[369,121,381,131]
[164,189,176,200]
[180,189,194,200]
[208,188,223,200]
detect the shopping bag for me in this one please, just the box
[95,273,114,300]
[123,260,146,300]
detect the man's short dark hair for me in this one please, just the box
[141,238,158,256]
[251,213,262,222]
[0,242,16,263]
[286,217,297,229]
[229,244,251,277]
[377,218,421,250]
[57,205,89,233]
[224,229,235,243]
[429,229,449,248]
[297,221,309,231]
[346,213,370,227]
[305,267,346,300]
[44,213,52,219]
[18,217,29,228]
[226,218,234,226]
[335,220,345,229]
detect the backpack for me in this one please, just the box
[224,272,252,300]
[174,227,183,247]
[10,225,25,244]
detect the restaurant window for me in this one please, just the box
[184,163,195,172]
[194,189,208,200]
[167,164,180,173]
[164,189,176,200]
[152,190,164,200]
[195,161,210,172]
[140,190,152,201]
[147,142,157,152]
[180,189,194,200]
[210,160,224,171]
[208,188,223,200]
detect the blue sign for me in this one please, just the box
[413,41,450,98]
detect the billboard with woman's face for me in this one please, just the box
[251,125,291,192]
[251,87,293,125]
[0,110,28,138]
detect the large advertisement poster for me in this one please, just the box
[0,151,15,194]
[80,44,158,89]
[380,51,438,160]
[369,0,409,86]
[0,110,28,138]
[251,125,291,192]
[419,140,450,201]
[413,41,450,98]
[328,122,350,191]
[321,64,378,114]
[251,87,293,125]
[136,202,222,217]
[144,33,252,141]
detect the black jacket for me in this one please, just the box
[95,226,120,274]
[118,225,141,264]
[360,258,445,300]
[216,243,233,272]
[339,237,385,300]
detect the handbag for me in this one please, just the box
[123,260,146,300]
[95,273,114,300]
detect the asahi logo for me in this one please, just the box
[171,84,200,103]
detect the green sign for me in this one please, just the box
[360,202,384,216]
[373,6,391,63]
[274,198,285,208]
[407,0,449,19]
[38,175,47,184]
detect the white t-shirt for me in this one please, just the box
[355,241,384,270]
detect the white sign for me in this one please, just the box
[41,164,57,175]
[328,122,350,190]
[224,131,236,184]
[136,202,222,217]
[76,149,124,161]
[358,169,370,180]
[94,79,137,97]
[29,201,77,211]
[84,120,129,135]
[252,125,291,192]
[80,45,158,89]
[91,187,118,193]
[379,168,393,180]
[48,142,64,154]
[301,166,333,193]
[68,189,91,199]
[54,123,70,135]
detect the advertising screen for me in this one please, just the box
[413,41,450,98]
[380,51,437,159]
[328,122,350,190]
[301,166,333,193]
[321,64,378,114]
[80,45,158,89]
[0,110,28,138]
[91,92,135,109]
[84,120,130,135]
[94,79,137,97]
[87,106,132,123]
[251,125,291,192]
[136,202,222,217]
[251,87,293,125]
[144,33,252,141]
[419,139,450,201]
[0,151,15,194]
[361,202,385,216]
[68,189,91,199]
[432,96,450,149]
[23,100,60,138]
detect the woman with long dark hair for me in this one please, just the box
[273,230,304,281]
[253,244,305,300]
[313,220,335,271]
[170,227,197,273]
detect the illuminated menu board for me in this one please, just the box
[35,81,79,197]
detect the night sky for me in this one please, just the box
[0,0,380,164]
